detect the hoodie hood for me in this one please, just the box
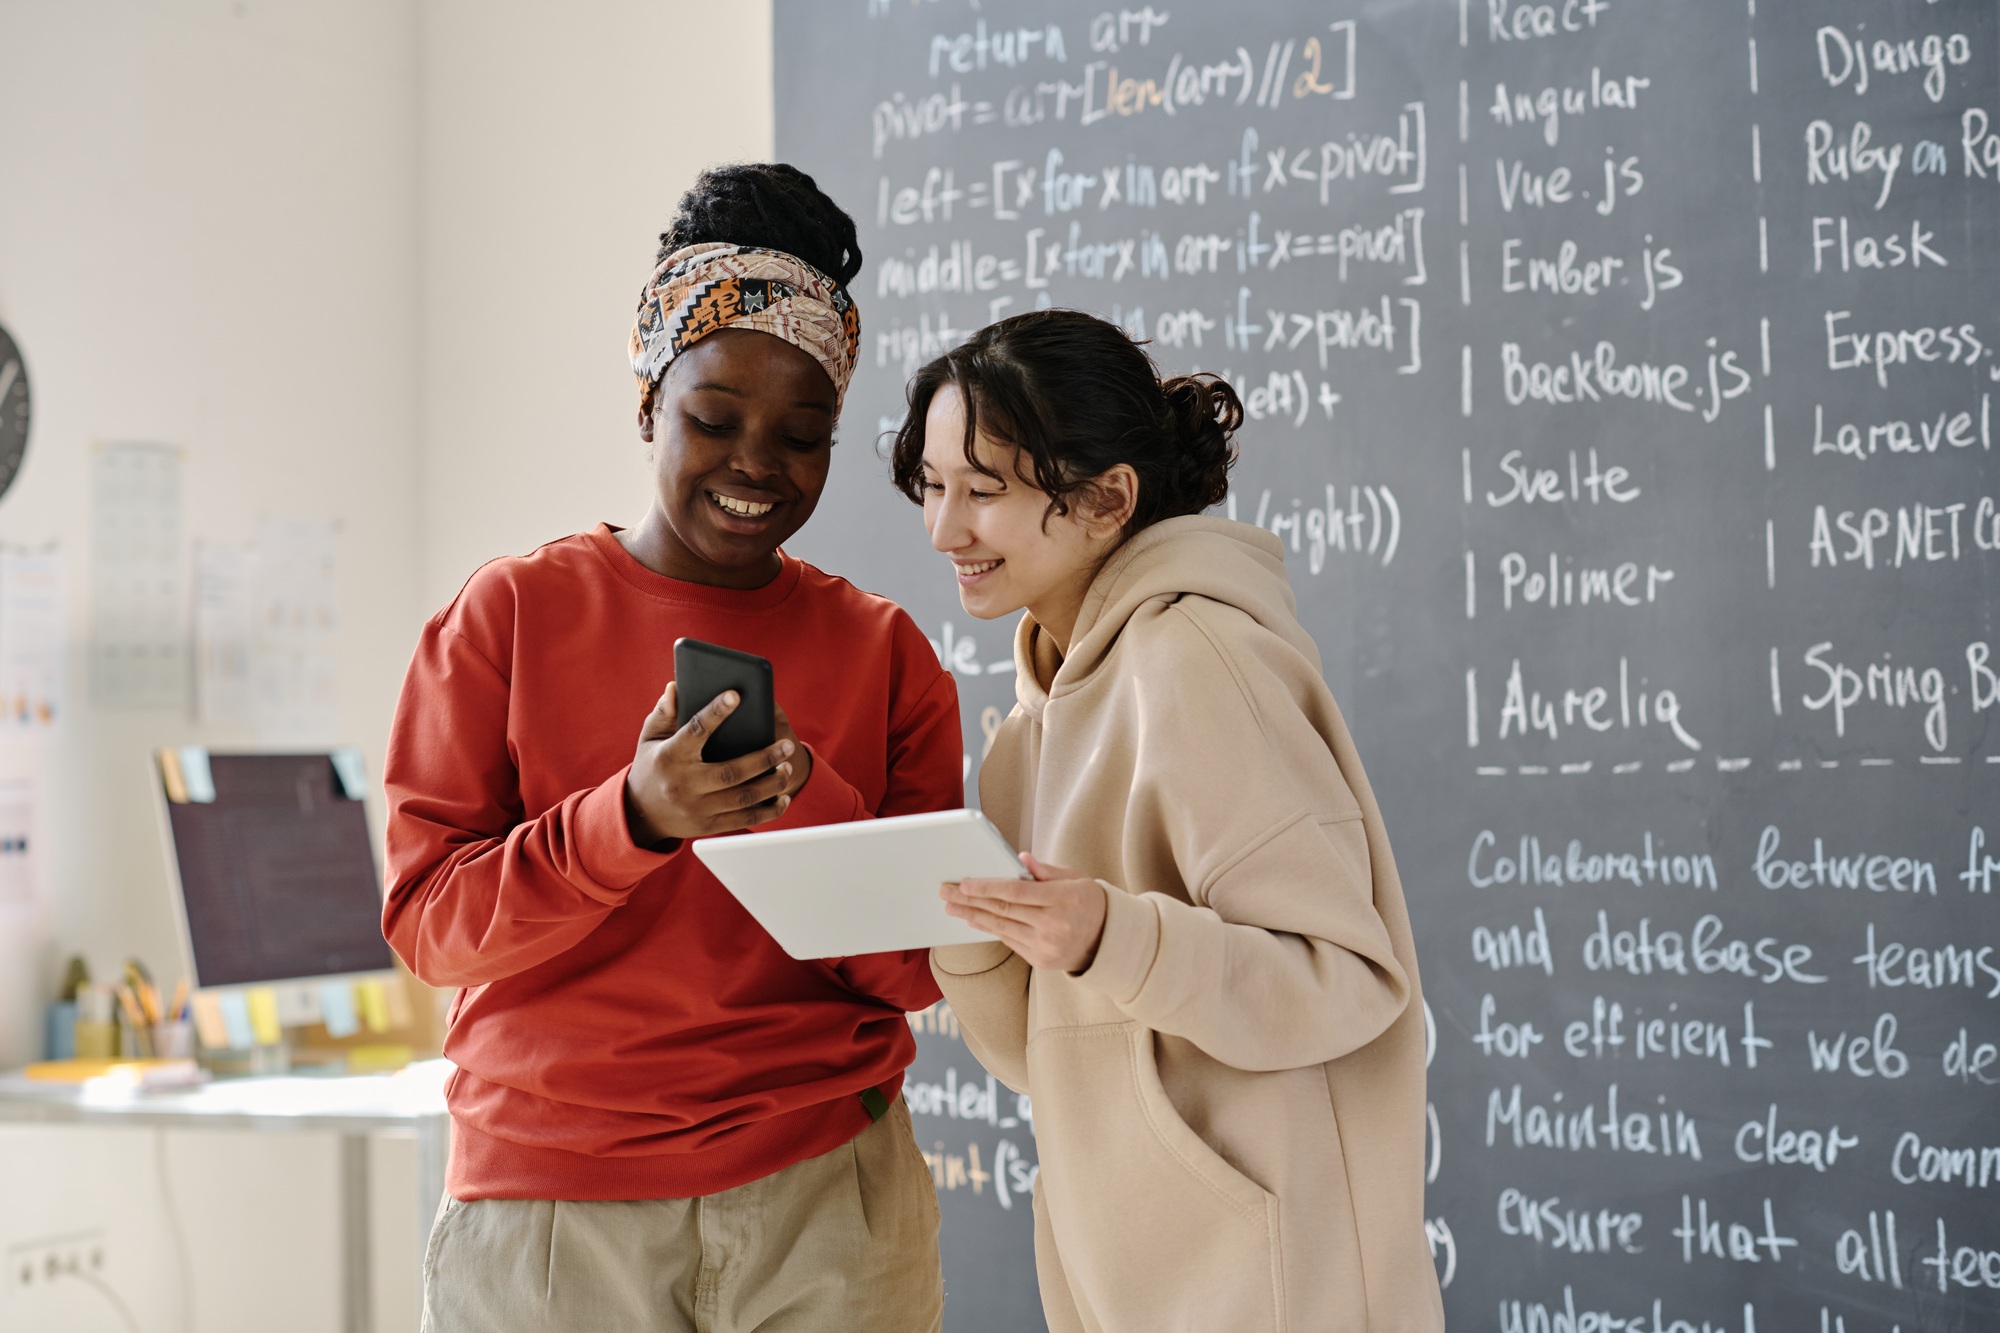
[1010,516,1314,719]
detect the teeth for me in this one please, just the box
[711,493,775,517]
[957,560,1001,576]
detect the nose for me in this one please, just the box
[928,489,971,553]
[727,436,783,485]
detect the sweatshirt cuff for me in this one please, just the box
[932,940,1015,976]
[761,744,866,831]
[1074,883,1161,1005]
[573,766,681,893]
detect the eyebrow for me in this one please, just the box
[923,459,1006,482]
[687,381,833,413]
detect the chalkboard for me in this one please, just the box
[776,2,2000,1328]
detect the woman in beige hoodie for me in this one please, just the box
[889,310,1443,1333]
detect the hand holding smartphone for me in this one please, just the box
[673,639,776,763]
[622,639,796,848]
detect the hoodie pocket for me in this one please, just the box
[1029,1022,1282,1333]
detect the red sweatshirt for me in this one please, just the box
[382,524,957,1200]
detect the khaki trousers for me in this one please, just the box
[422,1100,943,1333]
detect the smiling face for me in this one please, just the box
[919,384,1129,650]
[628,328,837,588]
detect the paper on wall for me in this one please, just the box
[0,778,33,906]
[193,542,256,724]
[0,750,50,1065]
[0,547,64,728]
[195,521,342,741]
[90,443,186,710]
[251,518,339,744]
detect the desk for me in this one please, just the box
[0,1059,452,1333]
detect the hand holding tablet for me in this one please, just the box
[939,853,1109,973]
[692,809,1029,959]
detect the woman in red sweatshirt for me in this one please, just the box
[383,164,959,1332]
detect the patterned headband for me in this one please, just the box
[630,243,861,415]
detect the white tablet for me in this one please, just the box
[691,809,1025,959]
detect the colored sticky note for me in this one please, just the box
[157,749,189,804]
[383,977,412,1029]
[355,980,389,1033]
[274,985,321,1028]
[217,992,254,1049]
[329,747,368,799]
[189,992,230,1049]
[177,747,215,802]
[319,983,359,1038]
[245,988,282,1046]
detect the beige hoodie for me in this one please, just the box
[933,516,1443,1333]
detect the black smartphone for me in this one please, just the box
[673,638,777,764]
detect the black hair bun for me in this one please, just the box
[1159,374,1242,514]
[657,163,862,287]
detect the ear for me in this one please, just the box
[1089,464,1139,537]
[637,403,655,444]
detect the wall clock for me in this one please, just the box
[0,324,27,502]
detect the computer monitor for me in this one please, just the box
[153,749,396,988]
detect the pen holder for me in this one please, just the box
[74,1019,117,1060]
[152,1020,195,1059]
[44,1001,77,1060]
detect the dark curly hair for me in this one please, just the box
[641,163,863,418]
[889,309,1241,535]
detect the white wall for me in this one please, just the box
[0,3,425,1326]
[419,0,775,610]
[0,2,772,1329]
[0,0,426,1030]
